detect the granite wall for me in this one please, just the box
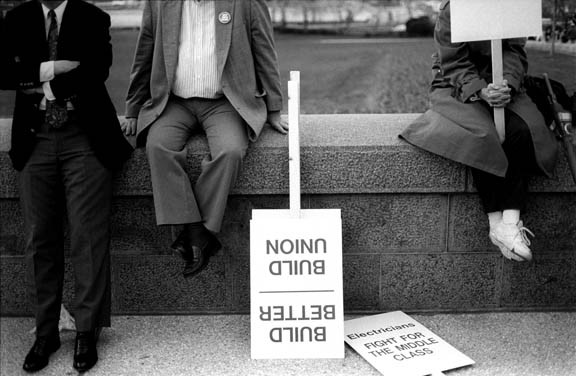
[1,114,575,316]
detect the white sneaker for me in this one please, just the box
[489,220,534,261]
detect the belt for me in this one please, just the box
[38,110,79,130]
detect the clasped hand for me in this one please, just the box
[479,80,511,108]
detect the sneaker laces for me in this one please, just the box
[516,221,534,246]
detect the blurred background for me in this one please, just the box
[1,0,575,117]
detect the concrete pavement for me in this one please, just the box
[1,312,575,376]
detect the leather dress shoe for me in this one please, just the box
[73,328,100,372]
[171,229,221,278]
[23,334,60,373]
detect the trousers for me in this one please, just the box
[20,117,112,336]
[146,95,249,232]
[471,109,542,213]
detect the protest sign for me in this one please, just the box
[450,0,542,143]
[450,0,542,43]
[250,72,344,359]
[345,311,474,376]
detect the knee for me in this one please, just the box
[506,118,533,146]
[514,123,532,141]
[146,134,172,159]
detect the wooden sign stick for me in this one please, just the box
[491,39,506,143]
[288,71,301,218]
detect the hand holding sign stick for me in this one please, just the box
[451,0,543,144]
[490,39,506,143]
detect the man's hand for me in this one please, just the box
[266,111,288,134]
[54,60,80,76]
[121,117,137,136]
[479,80,512,108]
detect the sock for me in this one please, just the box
[187,222,210,245]
[502,209,520,225]
[487,212,502,228]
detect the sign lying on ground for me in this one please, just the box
[250,71,344,359]
[450,0,542,42]
[345,311,475,376]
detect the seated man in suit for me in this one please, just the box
[2,0,132,372]
[123,0,287,277]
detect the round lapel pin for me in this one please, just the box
[218,11,231,24]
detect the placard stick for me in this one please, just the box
[288,71,301,218]
[491,39,506,143]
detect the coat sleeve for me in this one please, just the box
[434,2,487,103]
[0,8,41,91]
[249,0,283,112]
[49,9,112,102]
[125,0,155,118]
[502,38,528,94]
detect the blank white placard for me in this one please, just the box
[451,0,542,42]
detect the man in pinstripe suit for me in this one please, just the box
[123,0,287,278]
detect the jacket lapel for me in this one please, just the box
[57,0,75,58]
[215,0,234,76]
[31,0,49,60]
[162,0,183,89]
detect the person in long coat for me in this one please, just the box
[400,0,558,261]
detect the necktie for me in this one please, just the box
[45,9,68,128]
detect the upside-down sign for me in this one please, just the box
[250,72,344,359]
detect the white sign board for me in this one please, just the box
[250,209,344,359]
[451,0,542,42]
[345,311,475,376]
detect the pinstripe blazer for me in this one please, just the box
[125,0,283,145]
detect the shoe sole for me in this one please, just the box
[489,235,526,262]
[73,357,98,373]
[511,248,532,262]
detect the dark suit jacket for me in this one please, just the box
[1,0,132,171]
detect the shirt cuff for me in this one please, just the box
[265,97,283,112]
[42,81,56,101]
[39,61,55,82]
[125,103,143,119]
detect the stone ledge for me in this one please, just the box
[1,115,575,199]
[1,115,575,314]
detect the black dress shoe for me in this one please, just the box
[171,228,221,278]
[22,334,60,373]
[73,329,100,372]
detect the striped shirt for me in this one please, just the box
[172,0,222,99]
